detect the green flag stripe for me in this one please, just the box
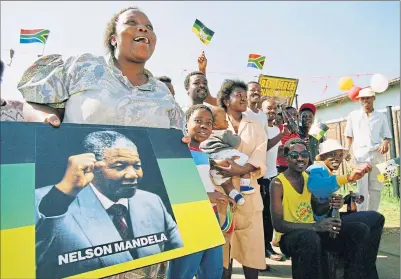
[1,164,35,230]
[157,158,209,204]
[193,19,214,36]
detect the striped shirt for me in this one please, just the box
[190,147,217,210]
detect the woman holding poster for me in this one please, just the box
[214,80,268,279]
[18,7,183,131]
[18,6,184,279]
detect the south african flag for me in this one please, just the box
[20,29,50,44]
[247,54,266,70]
[192,19,214,45]
[220,203,234,233]
[309,122,329,141]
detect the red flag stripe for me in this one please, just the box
[20,29,45,35]
[248,54,261,59]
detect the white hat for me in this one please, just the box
[318,139,345,156]
[357,88,375,98]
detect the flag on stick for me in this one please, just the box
[247,54,266,70]
[220,203,234,233]
[192,19,214,45]
[20,29,50,44]
[309,121,329,141]
[376,157,400,182]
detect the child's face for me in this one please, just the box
[187,108,213,144]
[322,150,344,171]
[213,109,229,130]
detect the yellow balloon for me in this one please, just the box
[338,77,354,91]
[377,174,385,183]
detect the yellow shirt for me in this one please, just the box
[274,172,314,243]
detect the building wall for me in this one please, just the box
[313,83,400,177]
[315,83,400,123]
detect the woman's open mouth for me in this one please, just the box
[133,36,150,44]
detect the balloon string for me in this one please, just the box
[321,84,328,95]
[179,69,377,80]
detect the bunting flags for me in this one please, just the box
[20,29,50,44]
[192,19,214,45]
[247,54,265,70]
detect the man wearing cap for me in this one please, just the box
[344,88,392,211]
[307,139,372,219]
[298,103,324,166]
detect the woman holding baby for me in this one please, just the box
[213,80,268,279]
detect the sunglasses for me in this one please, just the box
[287,151,310,160]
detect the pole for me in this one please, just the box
[38,42,47,58]
[295,94,299,110]
[386,106,399,198]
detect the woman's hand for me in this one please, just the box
[44,114,61,127]
[212,158,248,177]
[23,102,62,127]
[207,191,236,207]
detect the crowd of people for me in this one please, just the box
[0,6,394,279]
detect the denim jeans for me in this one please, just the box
[167,212,223,279]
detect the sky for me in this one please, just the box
[1,1,400,108]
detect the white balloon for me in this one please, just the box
[370,74,389,93]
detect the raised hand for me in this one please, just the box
[197,51,207,72]
[56,153,105,196]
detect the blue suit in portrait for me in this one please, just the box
[35,185,183,278]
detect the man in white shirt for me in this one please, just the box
[257,98,289,261]
[243,82,269,136]
[345,88,392,211]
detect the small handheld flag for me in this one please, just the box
[220,203,234,233]
[376,157,400,183]
[20,29,50,44]
[192,19,214,45]
[247,54,266,70]
[309,121,329,141]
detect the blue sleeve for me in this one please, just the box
[307,164,341,198]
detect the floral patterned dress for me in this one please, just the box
[18,53,185,279]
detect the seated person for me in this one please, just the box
[270,138,385,279]
[200,106,254,206]
[307,139,372,219]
